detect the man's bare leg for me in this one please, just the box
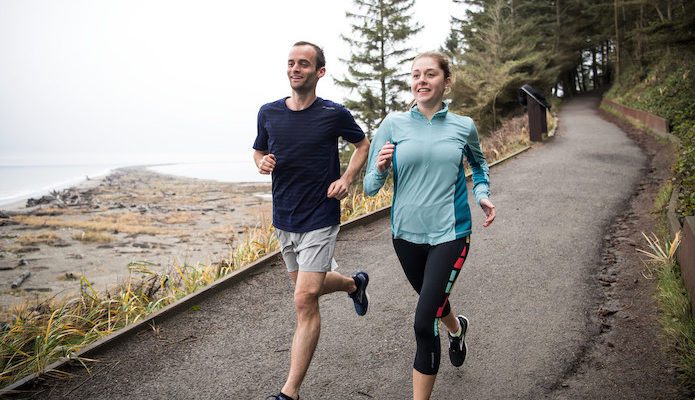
[321,271,356,295]
[281,271,325,399]
[292,269,356,296]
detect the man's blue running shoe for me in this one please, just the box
[266,393,295,400]
[349,271,370,316]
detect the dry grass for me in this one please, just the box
[72,231,114,243]
[231,225,278,266]
[480,115,531,164]
[13,213,178,236]
[153,212,196,225]
[16,232,61,247]
[341,181,393,222]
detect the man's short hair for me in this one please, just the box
[293,41,326,70]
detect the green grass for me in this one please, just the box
[650,233,695,388]
[638,230,695,389]
[606,51,695,218]
[653,181,673,212]
[652,181,674,241]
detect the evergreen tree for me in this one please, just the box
[335,0,422,139]
[449,0,556,132]
[614,0,695,75]
[441,0,483,65]
[441,0,693,131]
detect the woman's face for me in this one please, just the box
[411,56,450,108]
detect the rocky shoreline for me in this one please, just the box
[0,167,271,313]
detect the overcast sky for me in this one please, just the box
[0,0,461,165]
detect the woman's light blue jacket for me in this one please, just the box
[364,103,490,245]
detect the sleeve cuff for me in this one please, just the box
[473,184,490,205]
[375,168,390,179]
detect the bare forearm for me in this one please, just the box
[341,138,369,184]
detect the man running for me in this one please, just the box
[253,41,371,400]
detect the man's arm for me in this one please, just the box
[341,137,370,184]
[326,137,370,199]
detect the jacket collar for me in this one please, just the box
[409,102,449,120]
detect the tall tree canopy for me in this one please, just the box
[449,0,558,130]
[335,0,422,139]
[444,0,694,133]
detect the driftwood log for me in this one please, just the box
[11,271,31,289]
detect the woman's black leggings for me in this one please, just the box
[392,236,470,375]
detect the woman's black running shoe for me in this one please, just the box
[448,315,469,367]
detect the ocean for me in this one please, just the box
[0,160,270,208]
[148,161,270,185]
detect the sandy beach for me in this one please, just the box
[0,167,271,312]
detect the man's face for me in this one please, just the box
[287,45,325,93]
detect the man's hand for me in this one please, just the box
[480,198,496,227]
[257,153,276,175]
[327,177,350,200]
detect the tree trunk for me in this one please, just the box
[566,70,576,97]
[592,48,599,89]
[603,41,612,86]
[637,4,644,65]
[576,65,585,93]
[555,0,561,52]
[379,3,387,122]
[614,0,620,82]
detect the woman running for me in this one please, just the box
[364,51,496,400]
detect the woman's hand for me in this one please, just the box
[377,141,395,173]
[480,198,496,227]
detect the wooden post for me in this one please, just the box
[679,217,695,319]
[528,100,543,142]
[519,84,550,142]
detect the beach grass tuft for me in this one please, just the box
[638,231,695,387]
[13,213,181,236]
[16,232,61,247]
[154,212,196,225]
[72,231,114,243]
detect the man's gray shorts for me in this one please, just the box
[276,225,340,273]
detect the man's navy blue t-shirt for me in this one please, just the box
[253,97,365,233]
